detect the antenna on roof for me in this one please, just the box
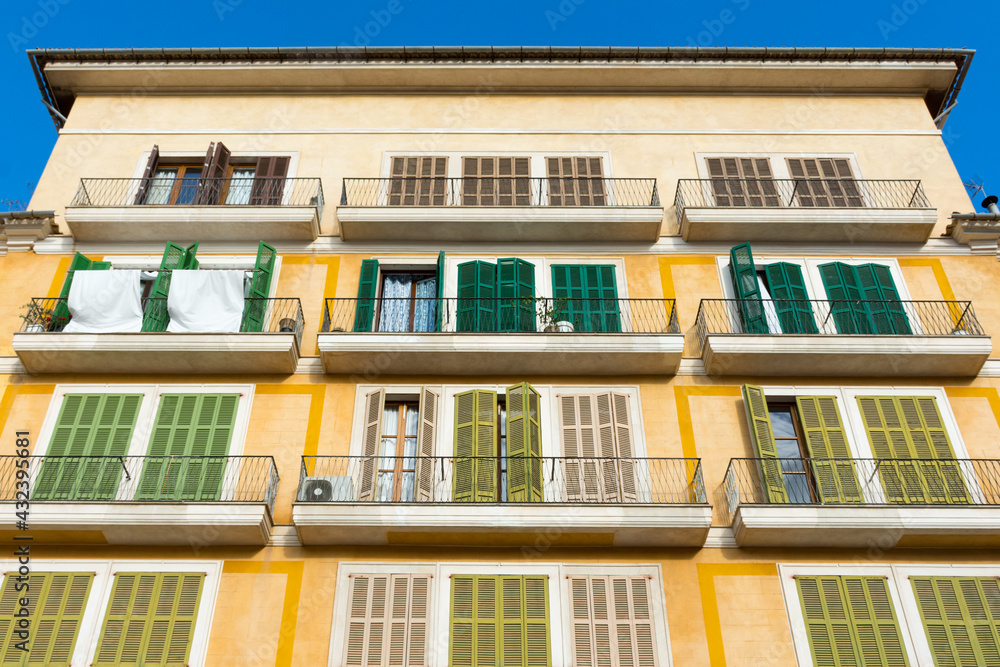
[964,175,985,201]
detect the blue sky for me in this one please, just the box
[1,0,997,209]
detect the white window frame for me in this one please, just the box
[329,561,670,667]
[380,151,614,180]
[103,254,282,301]
[0,558,221,667]
[31,384,255,501]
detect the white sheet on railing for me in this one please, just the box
[757,277,785,334]
[166,270,245,333]
[62,269,143,333]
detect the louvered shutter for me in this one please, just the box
[795,396,861,503]
[546,157,574,206]
[450,576,494,667]
[595,393,621,503]
[450,576,549,667]
[344,574,430,667]
[706,157,778,207]
[141,242,191,332]
[843,577,909,666]
[497,258,536,332]
[193,142,231,205]
[358,389,385,502]
[787,158,864,208]
[242,241,276,332]
[899,396,969,504]
[463,157,493,206]
[764,262,817,334]
[729,244,768,334]
[352,259,379,333]
[506,383,543,503]
[706,157,745,207]
[456,261,497,332]
[787,158,831,207]
[500,157,531,206]
[855,264,911,335]
[546,156,604,206]
[856,397,924,503]
[452,390,497,502]
[249,156,289,205]
[559,395,600,502]
[819,262,874,335]
[0,572,93,667]
[574,157,605,206]
[550,265,619,333]
[133,145,160,204]
[94,572,204,667]
[911,576,1000,666]
[415,387,439,502]
[551,265,585,331]
[611,393,638,502]
[570,576,657,667]
[740,157,780,206]
[740,385,788,503]
[388,157,447,206]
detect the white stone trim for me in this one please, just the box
[379,150,614,180]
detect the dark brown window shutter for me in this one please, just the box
[546,156,604,206]
[250,155,289,205]
[707,156,778,207]
[194,142,231,205]
[133,145,160,204]
[388,156,448,206]
[787,157,862,208]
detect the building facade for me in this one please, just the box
[2,46,999,666]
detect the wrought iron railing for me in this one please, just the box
[340,177,659,207]
[298,456,706,504]
[2,455,279,511]
[694,299,982,347]
[674,178,930,215]
[20,296,305,344]
[322,297,680,334]
[723,457,1000,523]
[71,177,324,214]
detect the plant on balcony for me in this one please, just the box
[20,301,66,332]
[526,296,574,333]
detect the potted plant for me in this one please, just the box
[20,301,61,332]
[536,297,575,333]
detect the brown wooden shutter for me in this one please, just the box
[546,156,604,206]
[787,158,862,208]
[194,142,231,205]
[706,157,777,207]
[359,389,385,501]
[390,157,448,206]
[389,157,410,205]
[133,145,160,204]
[250,155,290,205]
[415,387,439,502]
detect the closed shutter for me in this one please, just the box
[136,394,238,501]
[546,156,604,206]
[559,395,598,502]
[497,258,536,332]
[457,261,497,332]
[453,390,498,502]
[740,385,788,503]
[451,575,550,667]
[52,252,110,328]
[359,389,385,502]
[242,241,277,332]
[911,576,1000,666]
[596,393,621,503]
[550,265,620,333]
[353,259,379,332]
[569,576,657,667]
[856,396,917,503]
[819,262,874,335]
[506,383,543,503]
[0,572,93,667]
[855,264,911,335]
[193,142,231,205]
[94,572,204,667]
[764,262,817,334]
[35,393,142,501]
[142,242,198,332]
[389,157,448,206]
[729,244,768,334]
[249,156,289,205]
[133,145,160,204]
[344,574,430,667]
[415,387,439,502]
[611,393,638,502]
[787,158,862,208]
[796,397,861,503]
[706,157,778,207]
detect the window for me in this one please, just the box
[377,401,420,502]
[545,157,605,206]
[343,574,430,667]
[388,157,448,206]
[557,393,637,503]
[450,575,550,667]
[0,572,92,665]
[359,388,438,503]
[462,157,531,206]
[568,576,657,667]
[697,153,864,208]
[786,158,862,208]
[706,157,779,207]
[909,576,1000,664]
[354,257,442,333]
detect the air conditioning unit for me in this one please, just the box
[298,476,354,502]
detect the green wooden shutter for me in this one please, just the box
[94,572,204,667]
[911,576,1000,666]
[819,262,874,335]
[457,261,497,332]
[353,259,379,332]
[856,396,922,503]
[436,251,446,332]
[729,244,767,334]
[898,396,969,504]
[52,253,109,328]
[136,394,238,501]
[183,242,200,270]
[0,572,93,667]
[506,383,543,503]
[550,265,620,333]
[142,242,191,332]
[740,385,788,503]
[764,262,817,334]
[843,576,909,666]
[450,576,550,667]
[856,264,911,335]
[242,241,276,332]
[497,258,536,332]
[453,390,497,502]
[796,397,862,503]
[35,394,142,501]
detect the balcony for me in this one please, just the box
[0,455,278,545]
[674,178,935,242]
[64,177,324,241]
[13,296,304,374]
[337,177,663,242]
[292,455,710,546]
[318,297,683,375]
[724,457,1000,548]
[694,298,990,376]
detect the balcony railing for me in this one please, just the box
[298,456,706,504]
[71,177,324,214]
[322,297,680,334]
[340,177,659,207]
[723,457,1000,521]
[695,298,982,344]
[674,178,930,214]
[21,296,305,344]
[2,455,279,512]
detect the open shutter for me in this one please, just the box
[855,264,911,335]
[193,142,231,205]
[0,572,93,667]
[452,390,497,502]
[142,242,191,332]
[911,576,1000,666]
[497,258,536,332]
[358,389,385,502]
[559,395,601,502]
[819,262,873,335]
[436,251,446,331]
[506,383,543,503]
[242,241,276,332]
[414,387,439,502]
[899,396,969,504]
[133,145,160,204]
[796,396,862,503]
[353,259,379,332]
[729,244,767,334]
[741,385,788,503]
[456,261,497,332]
[249,156,289,205]
[856,397,923,503]
[764,262,817,334]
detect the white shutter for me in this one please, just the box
[570,576,657,667]
[359,389,385,501]
[559,394,601,502]
[345,574,430,667]
[612,393,638,502]
[415,387,440,502]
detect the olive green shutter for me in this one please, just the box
[142,242,197,332]
[52,253,110,327]
[34,393,142,501]
[796,396,862,503]
[740,385,788,503]
[94,572,204,667]
[569,576,657,667]
[0,572,93,667]
[855,263,911,335]
[453,390,497,502]
[136,394,238,501]
[506,383,543,503]
[344,574,430,667]
[450,575,550,667]
[911,576,1000,666]
[819,262,874,335]
[354,259,379,332]
[729,244,768,334]
[764,262,817,334]
[497,258,536,332]
[457,261,497,332]
[435,251,446,331]
[242,241,276,332]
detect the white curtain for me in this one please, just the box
[225,168,255,204]
[145,169,175,204]
[62,270,144,333]
[377,275,437,332]
[166,270,245,333]
[757,277,785,334]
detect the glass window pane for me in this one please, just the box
[175,169,201,205]
[400,472,415,502]
[379,437,396,460]
[146,169,176,204]
[225,168,255,204]
[770,408,796,437]
[784,474,811,503]
[775,439,802,460]
[403,437,416,465]
[376,472,394,502]
[413,277,437,333]
[404,407,419,436]
[382,405,399,436]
